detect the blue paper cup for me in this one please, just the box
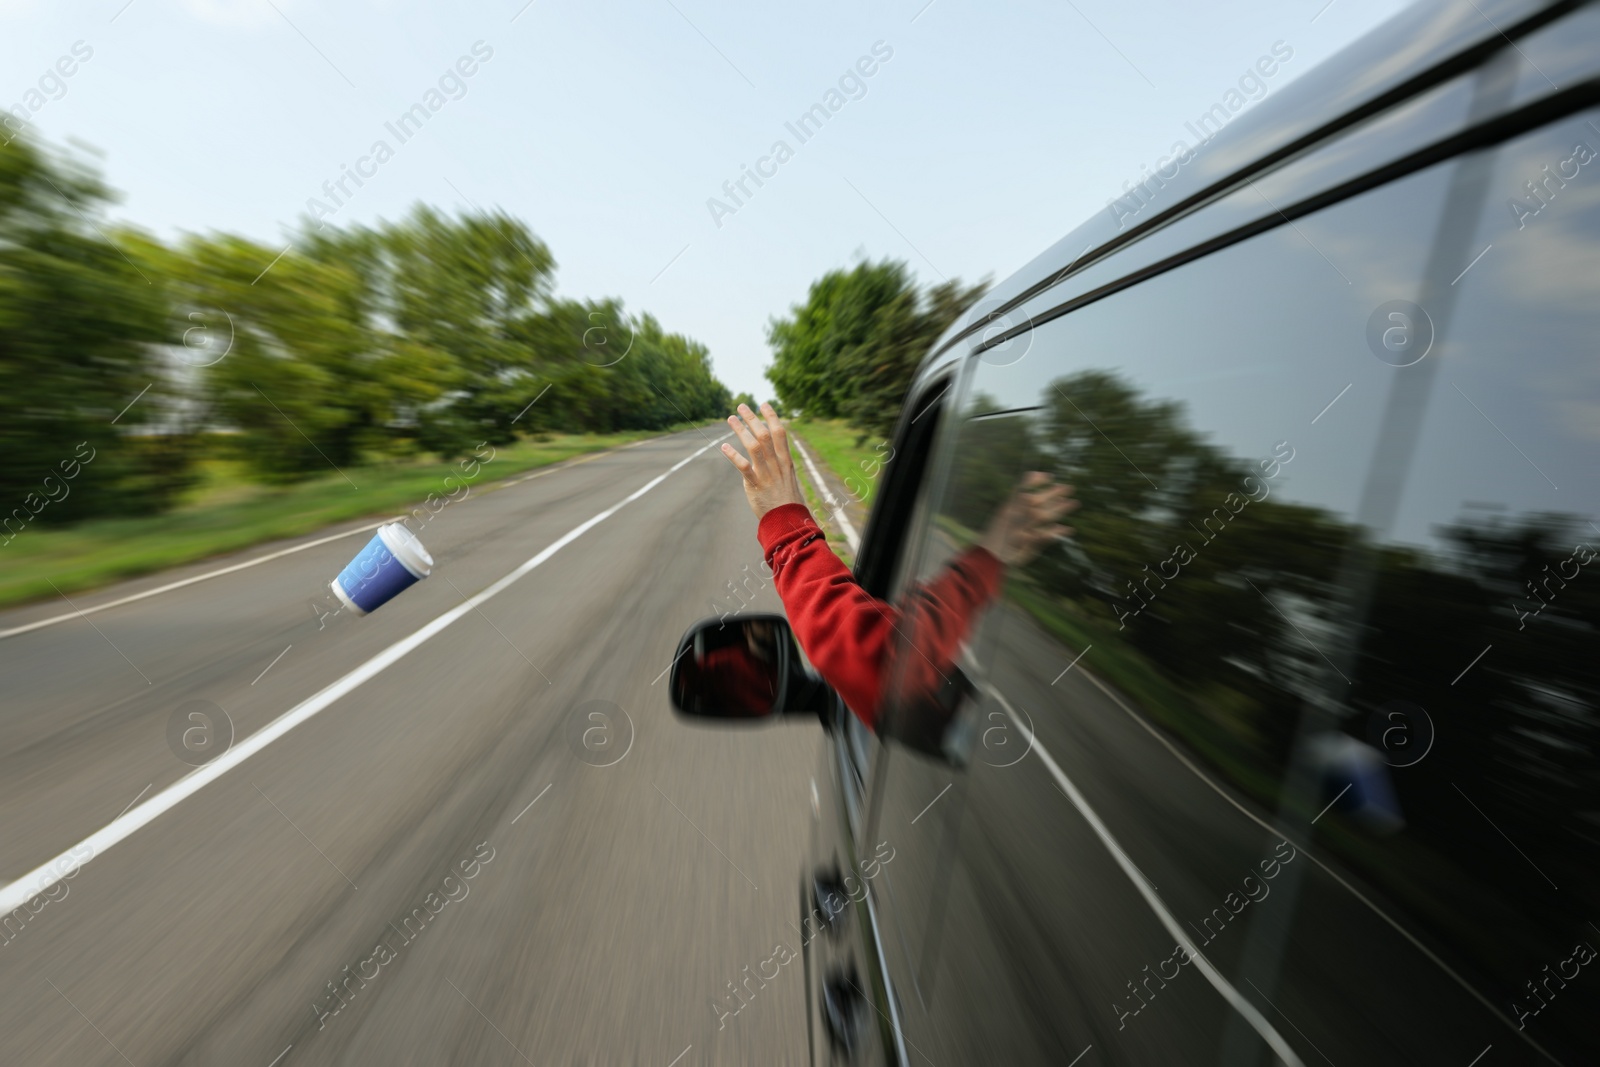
[330,523,433,615]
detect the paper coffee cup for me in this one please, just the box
[330,523,433,615]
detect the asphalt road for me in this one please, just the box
[0,428,823,1067]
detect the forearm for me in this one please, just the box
[758,504,897,726]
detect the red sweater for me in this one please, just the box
[756,503,1005,728]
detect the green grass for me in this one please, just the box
[0,427,704,609]
[787,417,892,566]
[792,468,853,566]
[789,417,893,508]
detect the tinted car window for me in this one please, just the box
[869,104,1600,1066]
[838,378,957,813]
[857,374,1044,1007]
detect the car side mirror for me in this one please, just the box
[668,614,827,722]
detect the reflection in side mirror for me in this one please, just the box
[669,614,821,722]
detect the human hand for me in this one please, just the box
[720,403,809,520]
[977,471,1077,566]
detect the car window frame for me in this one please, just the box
[836,369,963,833]
[853,369,964,599]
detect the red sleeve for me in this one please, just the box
[757,503,1004,728]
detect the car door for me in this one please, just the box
[861,53,1600,1067]
[800,373,959,1067]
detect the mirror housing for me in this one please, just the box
[668,614,829,722]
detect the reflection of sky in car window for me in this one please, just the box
[969,108,1599,556]
[1392,113,1599,551]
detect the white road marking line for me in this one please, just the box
[1066,1045,1092,1067]
[511,784,552,824]
[1052,658,1550,1055]
[114,784,151,822]
[266,1045,293,1067]
[791,434,860,553]
[1,432,688,640]
[1,519,397,640]
[506,449,610,485]
[984,683,1307,1067]
[667,1044,692,1067]
[1467,1045,1492,1067]
[0,436,731,916]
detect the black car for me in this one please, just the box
[673,1,1600,1063]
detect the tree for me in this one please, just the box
[510,299,728,435]
[376,205,556,450]
[169,230,423,479]
[0,136,180,524]
[4,127,735,512]
[765,259,984,438]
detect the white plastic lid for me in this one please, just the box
[377,522,434,578]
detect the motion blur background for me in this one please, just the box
[4,2,1499,1066]
[2,0,1406,589]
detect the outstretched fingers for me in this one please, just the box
[1036,486,1077,520]
[738,403,774,459]
[720,440,754,480]
[760,403,791,470]
[727,410,763,466]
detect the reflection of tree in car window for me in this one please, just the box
[975,367,1600,1032]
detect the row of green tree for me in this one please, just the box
[2,134,733,525]
[764,258,986,439]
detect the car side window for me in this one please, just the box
[860,103,1600,1065]
[856,388,1039,1009]
[836,377,955,810]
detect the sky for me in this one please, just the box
[2,0,1415,400]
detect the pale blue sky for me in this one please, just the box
[2,0,1412,399]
